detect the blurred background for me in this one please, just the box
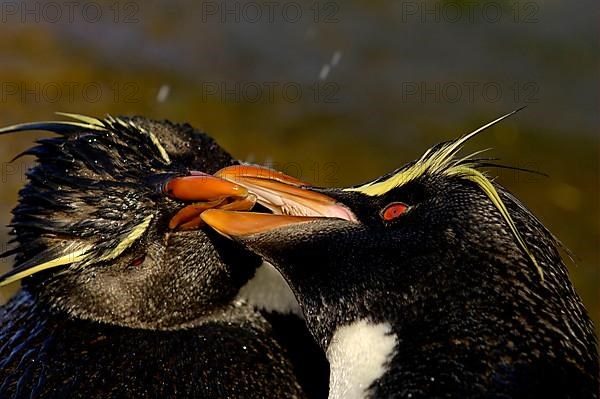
[0,0,598,334]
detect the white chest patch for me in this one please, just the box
[327,320,398,399]
[236,262,302,316]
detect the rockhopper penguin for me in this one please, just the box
[201,110,600,398]
[0,114,328,398]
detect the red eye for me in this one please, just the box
[130,255,146,267]
[381,202,409,221]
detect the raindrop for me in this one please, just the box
[156,84,171,103]
[331,50,342,66]
[319,64,331,80]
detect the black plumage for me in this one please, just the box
[0,290,303,398]
[0,115,327,398]
[202,113,600,398]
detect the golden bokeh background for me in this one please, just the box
[0,0,598,334]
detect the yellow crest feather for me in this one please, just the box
[0,247,92,287]
[448,166,543,280]
[55,112,105,127]
[0,216,154,287]
[344,108,543,280]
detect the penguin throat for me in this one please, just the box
[236,262,302,316]
[326,319,398,399]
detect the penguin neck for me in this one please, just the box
[236,262,302,316]
[22,251,259,331]
[326,319,398,399]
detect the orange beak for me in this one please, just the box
[164,171,248,202]
[200,210,322,239]
[165,165,356,235]
[214,165,356,221]
[164,172,256,230]
[201,165,357,238]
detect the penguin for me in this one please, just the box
[0,114,328,398]
[200,110,600,398]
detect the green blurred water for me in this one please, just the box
[0,0,598,334]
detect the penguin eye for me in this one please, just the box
[129,255,146,268]
[381,202,409,221]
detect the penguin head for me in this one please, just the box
[0,114,262,330]
[200,111,597,363]
[204,177,544,345]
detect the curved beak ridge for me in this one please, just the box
[166,164,356,235]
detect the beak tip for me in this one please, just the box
[200,209,237,239]
[198,208,217,224]
[235,186,249,196]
